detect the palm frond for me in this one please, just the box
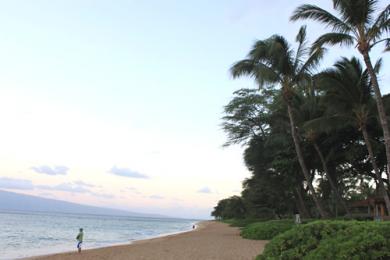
[367,4,390,42]
[230,59,256,78]
[333,0,378,26]
[230,59,281,87]
[385,38,390,51]
[248,39,269,61]
[267,35,295,75]
[296,46,326,77]
[373,58,383,73]
[231,35,296,86]
[291,4,351,33]
[332,0,343,8]
[303,115,353,134]
[316,57,375,131]
[294,26,310,72]
[296,25,308,45]
[312,33,355,51]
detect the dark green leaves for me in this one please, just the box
[291,4,351,33]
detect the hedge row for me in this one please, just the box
[241,220,295,240]
[223,218,271,227]
[257,220,390,260]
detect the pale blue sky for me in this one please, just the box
[0,0,389,219]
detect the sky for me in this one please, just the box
[0,0,389,219]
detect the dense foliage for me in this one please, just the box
[241,220,295,240]
[258,220,390,260]
[213,0,390,220]
[222,218,271,228]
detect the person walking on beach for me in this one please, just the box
[294,210,301,224]
[76,228,84,253]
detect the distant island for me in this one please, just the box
[0,189,166,218]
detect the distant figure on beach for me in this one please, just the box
[76,228,84,253]
[192,225,195,229]
[294,210,301,224]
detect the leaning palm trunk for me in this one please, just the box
[313,141,351,216]
[361,125,390,215]
[362,52,390,189]
[287,104,329,218]
[290,0,390,192]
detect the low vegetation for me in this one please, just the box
[241,220,295,240]
[257,220,390,260]
[223,218,270,228]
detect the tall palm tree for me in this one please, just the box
[230,26,329,218]
[298,93,351,215]
[291,0,390,184]
[316,57,390,214]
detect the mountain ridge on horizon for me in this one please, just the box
[0,189,170,219]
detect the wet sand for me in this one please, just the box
[27,221,267,260]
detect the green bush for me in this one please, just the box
[223,218,270,227]
[241,220,295,240]
[257,220,390,260]
[335,215,374,221]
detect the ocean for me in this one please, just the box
[0,211,198,259]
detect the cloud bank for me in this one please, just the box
[149,195,164,199]
[109,166,148,179]
[197,187,212,194]
[31,165,69,176]
[38,182,90,193]
[0,177,113,199]
[0,177,34,190]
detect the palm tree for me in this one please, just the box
[230,26,329,218]
[316,57,390,214]
[291,0,390,185]
[298,93,351,215]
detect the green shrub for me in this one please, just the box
[223,218,270,227]
[241,220,295,240]
[335,215,374,221]
[257,220,390,260]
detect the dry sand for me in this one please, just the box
[28,221,267,260]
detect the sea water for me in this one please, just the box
[0,211,197,259]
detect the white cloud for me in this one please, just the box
[197,187,212,194]
[38,182,115,199]
[149,195,164,199]
[38,182,89,193]
[109,166,148,179]
[74,180,95,188]
[0,177,34,190]
[31,165,69,176]
[91,191,114,199]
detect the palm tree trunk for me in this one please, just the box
[294,186,311,218]
[362,52,390,189]
[387,167,390,186]
[361,125,390,215]
[313,141,351,216]
[287,104,329,218]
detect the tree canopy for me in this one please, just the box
[213,0,390,220]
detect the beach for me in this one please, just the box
[27,221,267,260]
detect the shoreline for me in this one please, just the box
[23,221,202,260]
[24,221,267,260]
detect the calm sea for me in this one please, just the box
[0,211,197,259]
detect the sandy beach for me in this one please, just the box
[27,221,267,260]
